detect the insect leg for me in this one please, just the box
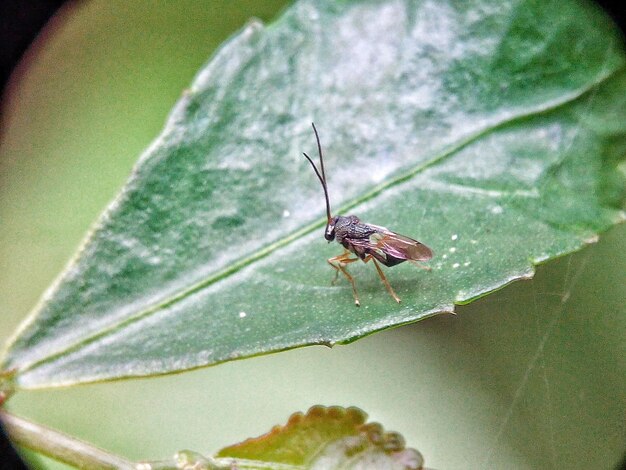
[329,260,340,285]
[409,260,432,271]
[327,252,361,306]
[364,255,401,303]
[328,250,357,285]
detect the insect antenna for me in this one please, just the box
[311,122,327,187]
[303,122,332,223]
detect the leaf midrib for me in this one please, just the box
[15,63,622,377]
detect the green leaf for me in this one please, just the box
[141,406,423,470]
[1,0,625,389]
[214,405,424,470]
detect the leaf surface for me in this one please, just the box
[143,406,423,470]
[216,405,424,469]
[1,0,625,388]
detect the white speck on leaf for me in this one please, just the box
[282,209,290,218]
[451,234,458,241]
[239,311,247,318]
[453,263,460,268]
[449,247,457,253]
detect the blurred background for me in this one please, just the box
[1,1,625,469]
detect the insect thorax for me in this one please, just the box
[333,215,376,243]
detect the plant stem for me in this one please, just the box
[1,410,135,469]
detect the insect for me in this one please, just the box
[303,123,433,306]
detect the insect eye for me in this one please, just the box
[325,225,335,241]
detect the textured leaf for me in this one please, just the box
[1,0,625,388]
[216,405,424,469]
[142,407,423,470]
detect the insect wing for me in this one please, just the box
[343,236,393,265]
[368,226,433,262]
[344,228,432,267]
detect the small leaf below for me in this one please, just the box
[216,405,424,470]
